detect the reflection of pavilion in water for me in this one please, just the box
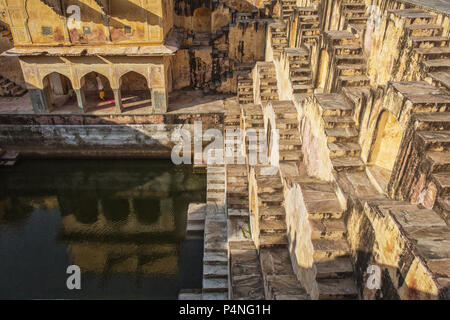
[0,162,206,278]
[61,196,179,277]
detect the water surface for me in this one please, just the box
[0,159,206,299]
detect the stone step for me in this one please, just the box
[259,206,286,217]
[407,24,443,36]
[315,257,354,279]
[187,222,204,235]
[204,264,228,279]
[298,14,319,21]
[204,251,228,265]
[415,47,450,59]
[341,2,365,9]
[338,75,370,85]
[413,112,450,131]
[257,176,283,191]
[423,59,450,70]
[325,128,359,143]
[228,208,249,218]
[325,30,358,42]
[336,63,367,71]
[317,278,358,300]
[260,233,288,246]
[323,115,355,128]
[312,239,350,260]
[259,192,284,203]
[390,8,436,20]
[202,292,228,300]
[429,72,450,90]
[417,131,450,150]
[411,36,449,47]
[289,59,310,66]
[293,84,314,92]
[279,150,303,161]
[335,54,366,63]
[228,197,248,208]
[328,142,362,158]
[290,76,312,82]
[260,219,287,232]
[310,219,347,240]
[331,157,365,172]
[265,274,309,300]
[229,246,265,300]
[284,47,310,57]
[316,93,353,116]
[203,278,228,293]
[346,16,368,23]
[425,151,450,172]
[432,172,450,196]
[178,289,203,300]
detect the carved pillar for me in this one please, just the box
[74,88,86,112]
[29,89,50,114]
[151,87,168,113]
[113,88,123,113]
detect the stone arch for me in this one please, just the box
[42,72,75,111]
[80,71,115,111]
[368,110,403,172]
[193,7,211,33]
[78,69,113,88]
[117,68,150,87]
[40,68,73,89]
[119,71,152,111]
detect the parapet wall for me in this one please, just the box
[0,113,223,158]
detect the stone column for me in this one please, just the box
[74,89,86,112]
[151,87,168,113]
[29,89,50,114]
[113,89,123,113]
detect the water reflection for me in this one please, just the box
[0,160,206,299]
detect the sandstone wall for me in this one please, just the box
[0,113,222,158]
[346,198,448,299]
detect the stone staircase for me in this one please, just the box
[224,101,266,300]
[414,112,450,225]
[0,75,27,97]
[253,165,308,299]
[241,102,308,299]
[270,21,288,58]
[292,175,359,300]
[236,63,254,105]
[272,101,303,165]
[257,62,279,104]
[389,9,449,92]
[281,0,296,21]
[340,1,368,30]
[403,82,450,225]
[316,93,365,172]
[270,100,358,300]
[284,47,314,94]
[325,30,370,91]
[202,165,229,300]
[296,6,321,46]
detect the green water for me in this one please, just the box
[0,159,206,299]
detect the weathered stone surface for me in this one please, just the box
[317,278,358,300]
